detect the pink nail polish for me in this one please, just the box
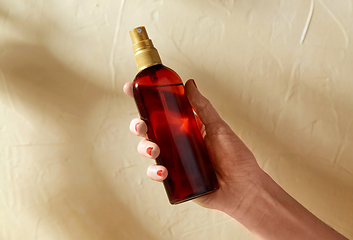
[146,147,153,156]
[135,122,140,132]
[157,170,163,177]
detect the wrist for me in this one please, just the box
[224,170,348,240]
[223,169,270,222]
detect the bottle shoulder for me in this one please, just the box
[133,64,183,87]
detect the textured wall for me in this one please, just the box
[0,0,352,239]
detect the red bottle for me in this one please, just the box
[130,26,219,204]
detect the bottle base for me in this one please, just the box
[169,187,219,205]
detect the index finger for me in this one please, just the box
[123,82,134,98]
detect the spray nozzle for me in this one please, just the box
[129,26,162,71]
[130,26,149,44]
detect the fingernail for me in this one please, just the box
[192,79,197,89]
[157,170,163,177]
[146,147,153,156]
[135,122,140,132]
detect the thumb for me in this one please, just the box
[185,79,224,126]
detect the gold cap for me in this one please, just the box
[129,26,162,71]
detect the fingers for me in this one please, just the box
[129,118,148,137]
[130,118,159,158]
[138,140,166,182]
[123,82,134,98]
[125,82,167,182]
[133,125,166,182]
[137,138,160,159]
[147,164,168,181]
[185,79,223,126]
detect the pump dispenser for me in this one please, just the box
[130,26,162,71]
[130,26,219,204]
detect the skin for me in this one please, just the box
[123,79,348,240]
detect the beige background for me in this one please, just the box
[0,0,352,239]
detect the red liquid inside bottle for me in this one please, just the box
[130,26,219,204]
[133,64,219,204]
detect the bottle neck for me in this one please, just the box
[132,39,162,71]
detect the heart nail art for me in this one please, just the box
[146,147,153,156]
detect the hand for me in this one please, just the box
[124,79,349,240]
[123,79,265,214]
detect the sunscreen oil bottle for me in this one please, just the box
[130,26,219,204]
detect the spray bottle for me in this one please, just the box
[130,26,219,204]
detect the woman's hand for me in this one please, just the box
[123,79,264,214]
[124,79,348,239]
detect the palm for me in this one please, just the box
[192,121,261,212]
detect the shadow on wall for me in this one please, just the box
[1,1,352,238]
[0,2,157,238]
[0,43,155,239]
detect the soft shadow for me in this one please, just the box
[0,43,155,239]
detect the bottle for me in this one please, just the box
[129,26,219,204]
